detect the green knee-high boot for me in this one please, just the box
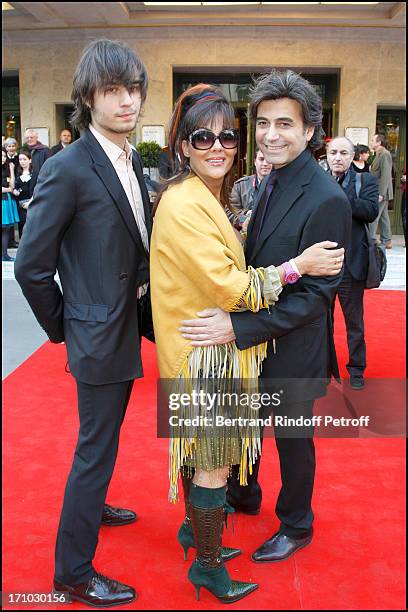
[187,484,259,603]
[177,472,241,563]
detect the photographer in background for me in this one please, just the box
[228,147,272,231]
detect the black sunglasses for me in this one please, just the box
[188,128,239,151]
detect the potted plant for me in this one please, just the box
[136,141,162,181]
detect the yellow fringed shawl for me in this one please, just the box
[150,176,277,502]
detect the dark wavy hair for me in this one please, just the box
[70,39,148,131]
[154,84,236,214]
[249,69,325,152]
[354,144,369,161]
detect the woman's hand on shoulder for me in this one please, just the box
[295,241,345,276]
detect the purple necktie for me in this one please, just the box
[251,170,278,243]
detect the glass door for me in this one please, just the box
[376,108,406,234]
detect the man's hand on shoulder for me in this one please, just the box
[180,308,235,346]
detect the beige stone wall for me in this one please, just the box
[3,35,405,147]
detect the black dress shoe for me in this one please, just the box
[101,504,137,526]
[252,530,313,563]
[350,375,365,390]
[53,572,136,607]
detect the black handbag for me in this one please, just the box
[365,228,387,289]
[354,173,387,289]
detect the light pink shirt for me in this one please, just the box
[89,124,149,253]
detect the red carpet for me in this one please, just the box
[2,290,406,610]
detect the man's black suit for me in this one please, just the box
[228,149,352,536]
[15,128,153,584]
[332,168,379,377]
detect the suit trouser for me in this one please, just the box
[334,267,366,377]
[227,400,315,538]
[54,379,134,585]
[18,206,27,239]
[369,199,392,244]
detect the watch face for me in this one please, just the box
[286,272,299,284]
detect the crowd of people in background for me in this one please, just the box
[2,128,72,260]
[2,125,405,263]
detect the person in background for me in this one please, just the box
[24,128,52,189]
[326,136,379,390]
[50,129,73,156]
[13,149,33,238]
[228,147,272,231]
[352,144,371,173]
[4,137,19,167]
[4,138,20,247]
[369,133,393,249]
[2,148,19,261]
[158,145,173,179]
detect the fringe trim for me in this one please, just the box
[169,264,270,502]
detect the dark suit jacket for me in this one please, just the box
[231,149,352,400]
[15,128,152,385]
[50,143,65,156]
[337,168,379,280]
[29,144,52,187]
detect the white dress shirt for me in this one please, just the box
[89,124,149,253]
[90,124,149,298]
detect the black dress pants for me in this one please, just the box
[18,205,27,239]
[334,266,366,377]
[227,400,315,538]
[54,379,134,585]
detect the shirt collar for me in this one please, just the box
[274,148,312,188]
[89,124,131,165]
[333,168,350,185]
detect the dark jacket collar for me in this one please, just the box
[274,148,312,188]
[80,127,152,250]
[246,148,316,261]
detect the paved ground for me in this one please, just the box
[2,236,406,379]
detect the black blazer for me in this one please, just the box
[337,169,379,280]
[231,149,352,400]
[30,146,52,187]
[50,143,64,156]
[15,128,152,385]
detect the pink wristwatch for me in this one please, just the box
[282,260,302,284]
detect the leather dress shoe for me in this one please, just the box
[53,571,136,607]
[101,504,137,526]
[252,530,313,563]
[350,375,365,390]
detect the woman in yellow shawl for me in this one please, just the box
[150,84,344,603]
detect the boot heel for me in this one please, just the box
[195,585,201,601]
[177,520,194,561]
